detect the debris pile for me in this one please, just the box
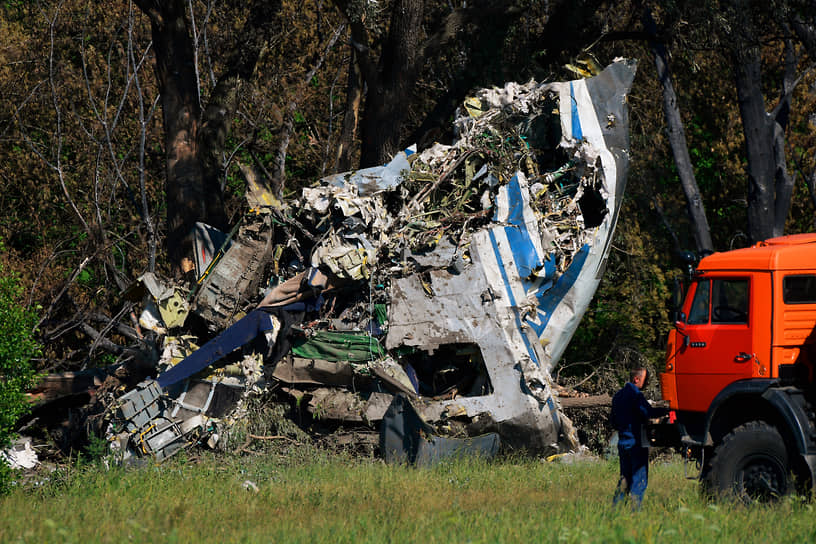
[31,60,637,465]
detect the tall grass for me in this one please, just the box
[1,451,815,543]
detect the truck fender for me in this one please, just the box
[761,387,816,489]
[760,387,815,457]
[703,379,775,446]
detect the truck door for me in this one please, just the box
[674,276,754,413]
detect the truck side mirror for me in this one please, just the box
[676,250,697,280]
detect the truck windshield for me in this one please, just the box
[687,279,749,324]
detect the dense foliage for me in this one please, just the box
[0,263,40,443]
[0,258,41,492]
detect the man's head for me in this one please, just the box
[630,367,648,389]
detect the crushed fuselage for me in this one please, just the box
[106,60,637,461]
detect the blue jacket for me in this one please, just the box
[611,382,659,449]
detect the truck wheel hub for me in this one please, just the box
[739,461,782,500]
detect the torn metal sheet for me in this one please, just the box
[108,372,268,461]
[122,272,171,301]
[363,392,394,423]
[115,379,164,433]
[192,215,274,332]
[193,222,231,281]
[138,301,166,334]
[380,395,500,466]
[383,60,636,451]
[370,357,418,397]
[385,254,565,450]
[133,416,188,461]
[158,290,189,330]
[109,379,186,462]
[542,62,634,367]
[123,273,189,332]
[167,380,245,419]
[321,146,415,197]
[271,357,354,387]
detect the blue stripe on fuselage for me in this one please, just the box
[500,175,542,279]
[570,81,583,141]
[487,227,540,366]
[527,244,590,337]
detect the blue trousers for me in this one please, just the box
[157,310,278,388]
[613,444,649,507]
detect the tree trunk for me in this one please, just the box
[136,0,205,270]
[409,3,523,149]
[805,167,816,224]
[135,0,281,272]
[733,47,776,243]
[334,21,366,172]
[644,10,714,255]
[557,394,611,408]
[359,0,424,167]
[790,7,816,58]
[335,0,527,168]
[770,38,797,237]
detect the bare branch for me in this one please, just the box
[37,254,93,330]
[80,323,125,358]
[83,304,132,363]
[202,0,218,87]
[89,310,141,341]
[127,3,159,271]
[651,196,682,253]
[273,23,346,192]
[188,0,203,107]
[322,61,346,176]
[47,3,93,240]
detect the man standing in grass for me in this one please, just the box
[611,367,660,508]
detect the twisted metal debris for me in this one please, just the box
[97,59,637,463]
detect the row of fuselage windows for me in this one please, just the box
[687,275,816,325]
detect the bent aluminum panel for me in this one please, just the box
[384,60,636,450]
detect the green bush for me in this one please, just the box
[0,263,41,492]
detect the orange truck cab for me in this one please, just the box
[654,233,816,500]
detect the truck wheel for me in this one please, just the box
[704,421,790,502]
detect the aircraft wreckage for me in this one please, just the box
[28,59,636,466]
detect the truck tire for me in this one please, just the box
[704,421,791,502]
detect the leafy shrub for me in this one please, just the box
[0,263,41,492]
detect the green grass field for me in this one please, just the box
[1,451,815,543]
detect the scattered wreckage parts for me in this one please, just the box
[192,217,275,332]
[30,60,636,466]
[380,395,501,467]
